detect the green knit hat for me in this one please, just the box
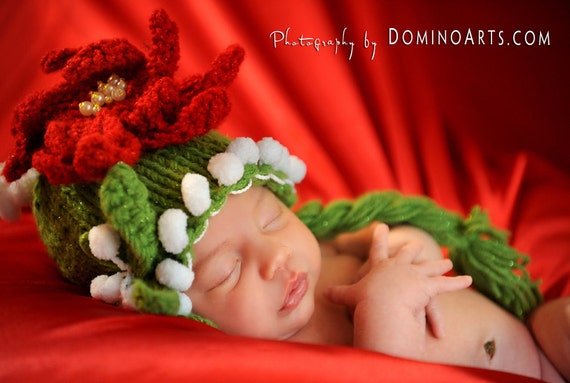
[32,130,306,322]
[0,9,541,324]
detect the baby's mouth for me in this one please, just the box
[279,272,308,313]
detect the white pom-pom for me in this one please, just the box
[158,209,189,254]
[287,155,307,184]
[88,224,121,262]
[257,137,290,172]
[227,137,260,164]
[10,168,39,207]
[156,258,195,291]
[0,165,39,222]
[120,273,136,310]
[90,272,124,304]
[207,152,245,186]
[181,173,211,216]
[177,292,193,316]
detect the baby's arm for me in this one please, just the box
[330,222,444,264]
[528,296,570,381]
[325,224,472,358]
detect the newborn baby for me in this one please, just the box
[187,186,564,382]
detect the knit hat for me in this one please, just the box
[1,9,541,323]
[31,131,305,322]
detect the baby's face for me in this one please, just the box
[186,186,321,340]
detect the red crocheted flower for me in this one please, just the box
[3,9,244,184]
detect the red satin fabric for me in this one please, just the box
[0,1,568,381]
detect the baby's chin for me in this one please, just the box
[275,296,316,341]
[231,305,315,341]
[224,322,306,341]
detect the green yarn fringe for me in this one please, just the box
[296,190,542,320]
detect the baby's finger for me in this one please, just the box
[434,274,473,295]
[324,284,357,308]
[368,223,389,264]
[426,298,445,338]
[393,241,423,265]
[419,258,454,277]
[355,260,371,282]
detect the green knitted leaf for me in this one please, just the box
[100,162,160,277]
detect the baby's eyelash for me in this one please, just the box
[262,207,286,232]
[225,258,241,287]
[215,257,241,290]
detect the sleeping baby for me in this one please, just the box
[186,184,566,383]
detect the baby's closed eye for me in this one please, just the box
[207,256,241,291]
[194,246,241,291]
[260,202,287,232]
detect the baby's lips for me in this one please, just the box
[280,272,308,313]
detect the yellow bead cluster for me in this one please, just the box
[78,74,127,116]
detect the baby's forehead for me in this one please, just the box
[223,185,285,214]
[192,185,287,248]
[189,182,302,279]
[191,186,273,246]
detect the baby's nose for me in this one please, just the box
[260,245,290,280]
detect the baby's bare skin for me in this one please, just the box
[289,225,563,382]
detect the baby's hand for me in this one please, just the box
[325,224,472,354]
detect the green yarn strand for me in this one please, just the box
[100,162,160,277]
[296,190,542,320]
[131,279,180,316]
